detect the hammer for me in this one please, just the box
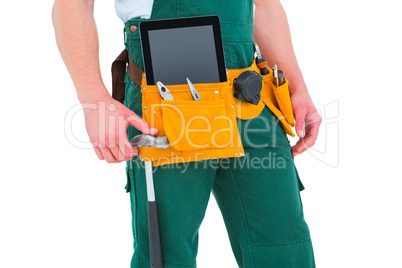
[130,134,170,268]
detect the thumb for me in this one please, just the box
[127,112,158,135]
[295,110,306,138]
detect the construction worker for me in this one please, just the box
[52,0,321,267]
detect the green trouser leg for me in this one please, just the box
[212,149,314,268]
[123,0,315,266]
[126,105,315,268]
[127,158,217,268]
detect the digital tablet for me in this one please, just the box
[139,15,227,85]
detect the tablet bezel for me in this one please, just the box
[139,15,227,85]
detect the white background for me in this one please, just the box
[1,0,401,267]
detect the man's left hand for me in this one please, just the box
[290,88,322,157]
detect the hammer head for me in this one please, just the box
[130,134,170,150]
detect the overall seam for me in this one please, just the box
[230,42,234,69]
[139,255,196,268]
[150,0,159,19]
[177,0,180,18]
[227,167,255,268]
[130,165,139,257]
[251,239,312,248]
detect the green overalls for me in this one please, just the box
[123,0,315,267]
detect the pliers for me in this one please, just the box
[156,79,202,101]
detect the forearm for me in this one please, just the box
[52,0,109,103]
[253,0,307,94]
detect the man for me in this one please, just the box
[52,0,321,267]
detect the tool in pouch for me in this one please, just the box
[157,78,202,101]
[233,70,263,105]
[269,63,295,127]
[232,43,271,105]
[272,65,286,87]
[232,43,295,127]
[186,78,202,101]
[157,81,174,101]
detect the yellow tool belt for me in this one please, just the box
[112,49,295,166]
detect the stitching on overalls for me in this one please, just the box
[233,43,238,67]
[220,21,254,27]
[129,167,140,257]
[230,42,235,70]
[150,0,158,18]
[227,167,255,268]
[177,0,181,18]
[251,239,312,249]
[139,255,196,268]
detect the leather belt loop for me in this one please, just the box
[127,54,144,87]
[111,49,144,104]
[111,49,128,104]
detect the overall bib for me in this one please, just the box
[122,1,315,267]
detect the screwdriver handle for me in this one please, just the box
[256,56,269,75]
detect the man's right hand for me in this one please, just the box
[52,0,156,162]
[83,91,158,163]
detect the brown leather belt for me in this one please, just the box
[111,49,143,104]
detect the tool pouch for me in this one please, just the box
[260,73,295,130]
[230,65,295,136]
[272,78,295,127]
[112,49,295,166]
[139,76,245,165]
[227,62,295,134]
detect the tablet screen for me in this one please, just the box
[148,25,219,85]
[140,16,227,85]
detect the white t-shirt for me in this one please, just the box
[115,0,154,22]
[115,0,255,22]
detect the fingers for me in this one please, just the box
[291,139,305,157]
[100,133,138,163]
[105,122,126,162]
[95,132,121,163]
[94,142,137,163]
[92,127,139,163]
[294,108,306,138]
[93,146,105,160]
[99,147,120,163]
[109,142,126,162]
[118,117,139,160]
[292,122,320,157]
[127,112,158,135]
[90,109,156,163]
[303,123,320,148]
[118,134,138,160]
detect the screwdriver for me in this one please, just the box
[273,65,280,87]
[278,70,285,86]
[254,43,269,75]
